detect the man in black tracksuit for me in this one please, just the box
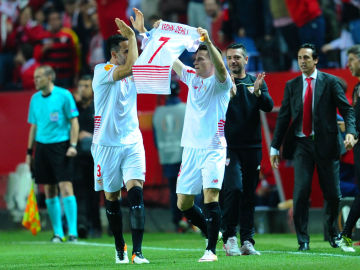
[221,43,274,256]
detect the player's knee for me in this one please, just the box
[203,188,219,203]
[177,195,194,211]
[58,181,74,197]
[44,184,58,198]
[105,191,121,201]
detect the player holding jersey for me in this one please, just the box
[91,17,149,264]
[172,28,232,262]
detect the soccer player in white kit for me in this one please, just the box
[172,28,232,262]
[91,18,149,264]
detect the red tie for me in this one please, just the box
[303,77,313,137]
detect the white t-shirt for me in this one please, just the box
[133,21,201,95]
[180,66,232,149]
[92,62,142,146]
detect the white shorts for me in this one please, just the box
[176,147,226,195]
[91,141,146,192]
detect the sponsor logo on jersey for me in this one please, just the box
[50,112,59,122]
[212,179,219,184]
[104,64,114,71]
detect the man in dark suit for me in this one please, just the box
[270,43,357,251]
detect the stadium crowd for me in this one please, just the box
[0,0,359,91]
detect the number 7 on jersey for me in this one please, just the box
[148,37,171,64]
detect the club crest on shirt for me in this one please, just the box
[247,86,254,93]
[50,112,59,122]
[104,64,114,71]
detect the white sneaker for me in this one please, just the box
[339,236,356,252]
[240,240,261,255]
[223,236,241,256]
[115,244,129,264]
[131,252,150,264]
[198,250,218,262]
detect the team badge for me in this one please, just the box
[104,64,114,71]
[50,112,59,122]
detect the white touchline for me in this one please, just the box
[17,241,359,259]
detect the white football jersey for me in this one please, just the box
[180,66,232,149]
[133,21,201,95]
[92,62,142,146]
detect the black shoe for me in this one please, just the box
[329,236,339,248]
[298,242,310,251]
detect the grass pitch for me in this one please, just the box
[0,230,359,269]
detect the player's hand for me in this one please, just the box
[230,75,237,98]
[197,27,210,43]
[254,72,265,96]
[153,19,162,29]
[130,8,146,33]
[66,146,77,157]
[115,18,135,38]
[25,154,32,168]
[270,155,280,169]
[344,133,356,150]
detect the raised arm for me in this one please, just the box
[173,59,185,77]
[112,19,138,81]
[198,27,227,83]
[130,8,147,33]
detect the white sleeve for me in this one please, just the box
[180,65,196,85]
[93,64,116,86]
[214,71,232,92]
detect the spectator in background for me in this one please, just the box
[73,74,102,239]
[285,0,327,68]
[152,80,186,232]
[158,0,187,23]
[88,10,104,71]
[74,0,97,75]
[341,0,360,45]
[14,43,40,90]
[187,0,210,31]
[321,26,354,68]
[269,0,300,71]
[204,0,232,51]
[62,0,79,29]
[34,9,78,88]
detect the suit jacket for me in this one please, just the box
[271,71,356,160]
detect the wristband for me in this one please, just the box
[27,148,33,155]
[70,143,77,148]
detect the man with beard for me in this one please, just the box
[221,43,273,256]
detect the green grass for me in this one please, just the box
[0,230,359,269]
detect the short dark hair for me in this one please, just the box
[347,45,360,59]
[79,74,93,81]
[226,43,247,57]
[299,43,318,60]
[196,44,222,56]
[106,34,128,60]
